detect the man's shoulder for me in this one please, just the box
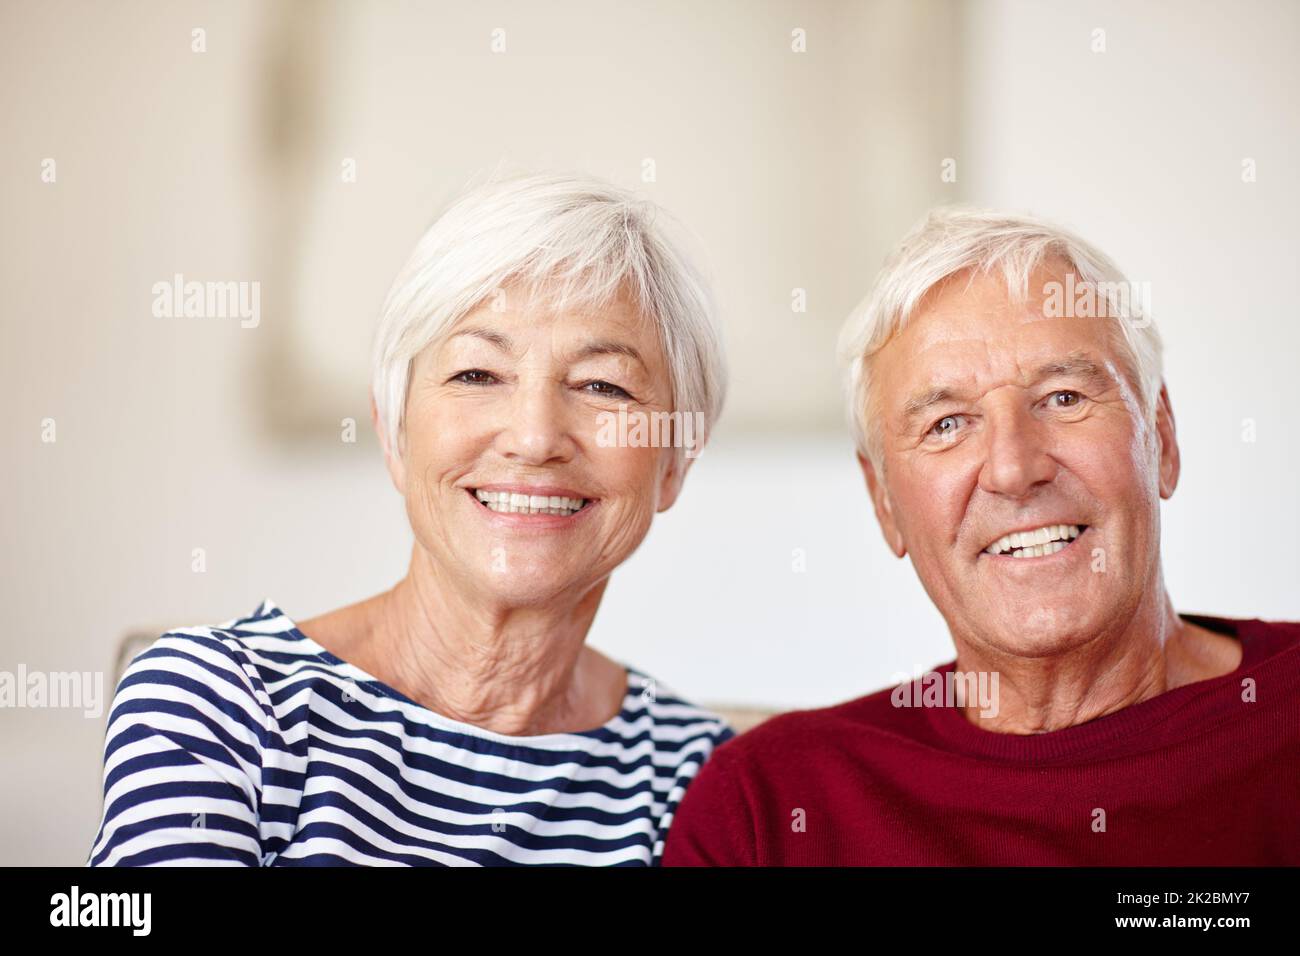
[1184,611,1300,635]
[1185,612,1300,672]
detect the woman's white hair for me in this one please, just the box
[837,207,1164,468]
[372,169,727,464]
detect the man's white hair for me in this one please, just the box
[372,169,727,464]
[837,207,1164,468]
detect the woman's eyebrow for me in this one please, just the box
[450,327,513,351]
[446,329,646,369]
[570,340,646,368]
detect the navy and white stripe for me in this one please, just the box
[88,599,733,866]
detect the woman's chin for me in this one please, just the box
[470,568,596,609]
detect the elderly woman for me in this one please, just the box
[88,171,732,866]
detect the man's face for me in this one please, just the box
[861,263,1180,658]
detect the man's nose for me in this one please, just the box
[494,381,578,465]
[977,402,1057,498]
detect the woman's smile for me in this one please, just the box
[463,483,601,529]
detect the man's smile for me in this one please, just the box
[979,523,1092,562]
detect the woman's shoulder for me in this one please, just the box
[619,662,736,748]
[115,599,315,706]
[103,601,295,770]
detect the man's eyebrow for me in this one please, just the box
[1029,354,1116,390]
[899,353,1116,427]
[901,387,959,425]
[450,327,513,351]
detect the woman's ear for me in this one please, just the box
[371,393,407,496]
[654,448,692,514]
[858,451,906,557]
[655,415,711,513]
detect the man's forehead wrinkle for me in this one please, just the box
[916,303,1063,355]
[904,336,995,393]
[888,343,989,432]
[884,272,1112,400]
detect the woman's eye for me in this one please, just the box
[1049,390,1083,408]
[582,380,632,399]
[452,369,497,385]
[928,414,964,439]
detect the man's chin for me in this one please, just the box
[969,605,1097,660]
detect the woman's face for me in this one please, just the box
[385,283,689,608]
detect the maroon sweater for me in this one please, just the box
[664,615,1300,866]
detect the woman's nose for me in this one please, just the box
[493,381,578,465]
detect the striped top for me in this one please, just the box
[88,599,734,866]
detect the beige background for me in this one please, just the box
[2,0,1297,865]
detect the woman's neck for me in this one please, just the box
[304,547,627,736]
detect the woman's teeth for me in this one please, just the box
[985,524,1083,558]
[474,490,587,516]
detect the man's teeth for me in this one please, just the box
[474,490,587,515]
[985,524,1082,558]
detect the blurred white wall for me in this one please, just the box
[1,0,1297,866]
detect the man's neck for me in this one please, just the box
[950,592,1242,735]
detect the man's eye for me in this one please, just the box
[1049,390,1083,408]
[582,380,632,399]
[928,414,964,439]
[452,369,497,385]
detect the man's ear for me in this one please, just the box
[371,393,407,496]
[1154,381,1180,499]
[858,451,906,557]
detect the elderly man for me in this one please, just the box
[663,208,1300,865]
